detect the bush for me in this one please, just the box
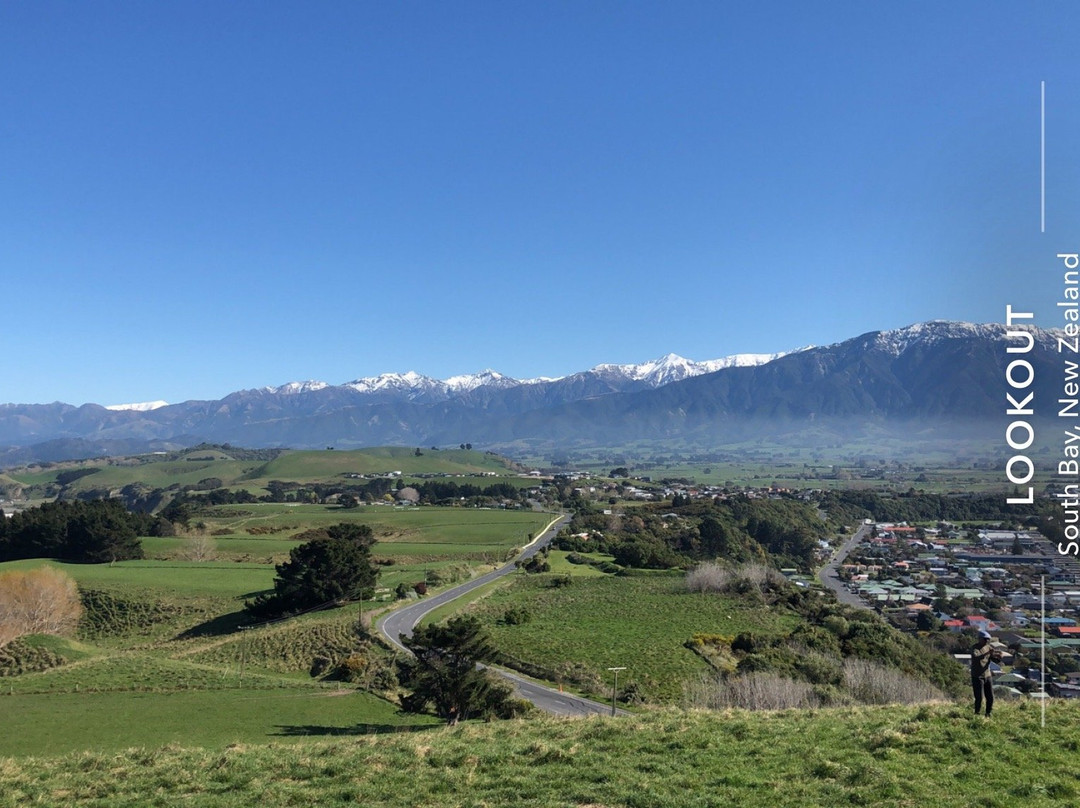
[79,589,185,639]
[683,671,821,710]
[0,637,67,677]
[499,607,531,626]
[842,659,947,705]
[0,567,83,648]
[335,653,368,683]
[179,535,217,562]
[685,562,787,600]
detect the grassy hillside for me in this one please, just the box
[0,506,551,758]
[460,570,802,701]
[188,503,548,564]
[248,447,517,483]
[3,446,526,499]
[1,702,1075,806]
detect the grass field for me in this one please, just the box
[246,447,517,483]
[1,701,1075,807]
[459,571,803,701]
[0,689,439,757]
[186,503,549,564]
[45,450,509,492]
[0,558,275,599]
[5,447,528,498]
[0,504,550,758]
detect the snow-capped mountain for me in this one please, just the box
[239,352,785,407]
[104,400,170,412]
[866,320,1055,356]
[262,381,329,395]
[266,350,790,401]
[444,370,522,393]
[588,351,792,388]
[342,371,448,400]
[0,321,1049,466]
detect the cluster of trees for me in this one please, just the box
[554,494,826,571]
[684,571,966,698]
[159,479,526,520]
[0,500,166,563]
[246,523,378,619]
[819,490,1046,525]
[0,566,83,648]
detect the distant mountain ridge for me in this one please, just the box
[226,350,792,407]
[0,322,1054,465]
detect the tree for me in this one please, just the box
[398,616,509,724]
[246,523,377,618]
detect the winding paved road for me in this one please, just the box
[375,513,623,717]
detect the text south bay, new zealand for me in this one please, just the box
[1054,253,1080,556]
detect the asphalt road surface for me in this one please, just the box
[818,523,872,609]
[375,513,623,717]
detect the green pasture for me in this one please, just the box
[193,504,549,560]
[0,559,275,599]
[461,572,802,701]
[545,550,611,577]
[4,446,527,496]
[246,447,516,483]
[9,458,259,495]
[0,505,558,760]
[0,688,438,757]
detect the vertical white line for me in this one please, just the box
[1041,574,1046,728]
[1042,81,1046,234]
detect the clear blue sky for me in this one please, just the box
[3,2,1079,405]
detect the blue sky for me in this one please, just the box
[3,2,1079,405]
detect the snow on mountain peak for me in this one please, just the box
[263,380,330,395]
[864,321,1047,357]
[589,350,790,386]
[104,400,169,412]
[343,371,444,396]
[444,369,520,393]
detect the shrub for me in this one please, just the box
[685,562,786,599]
[499,607,531,626]
[842,659,947,705]
[179,535,217,562]
[0,567,83,648]
[0,637,67,676]
[683,671,821,710]
[335,653,369,683]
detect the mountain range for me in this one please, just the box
[0,322,1053,466]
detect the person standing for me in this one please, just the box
[970,629,999,717]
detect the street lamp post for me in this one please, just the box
[606,666,626,717]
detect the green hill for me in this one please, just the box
[4,447,524,500]
[1,702,1075,806]
[249,447,517,482]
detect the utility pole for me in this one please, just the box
[607,667,626,717]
